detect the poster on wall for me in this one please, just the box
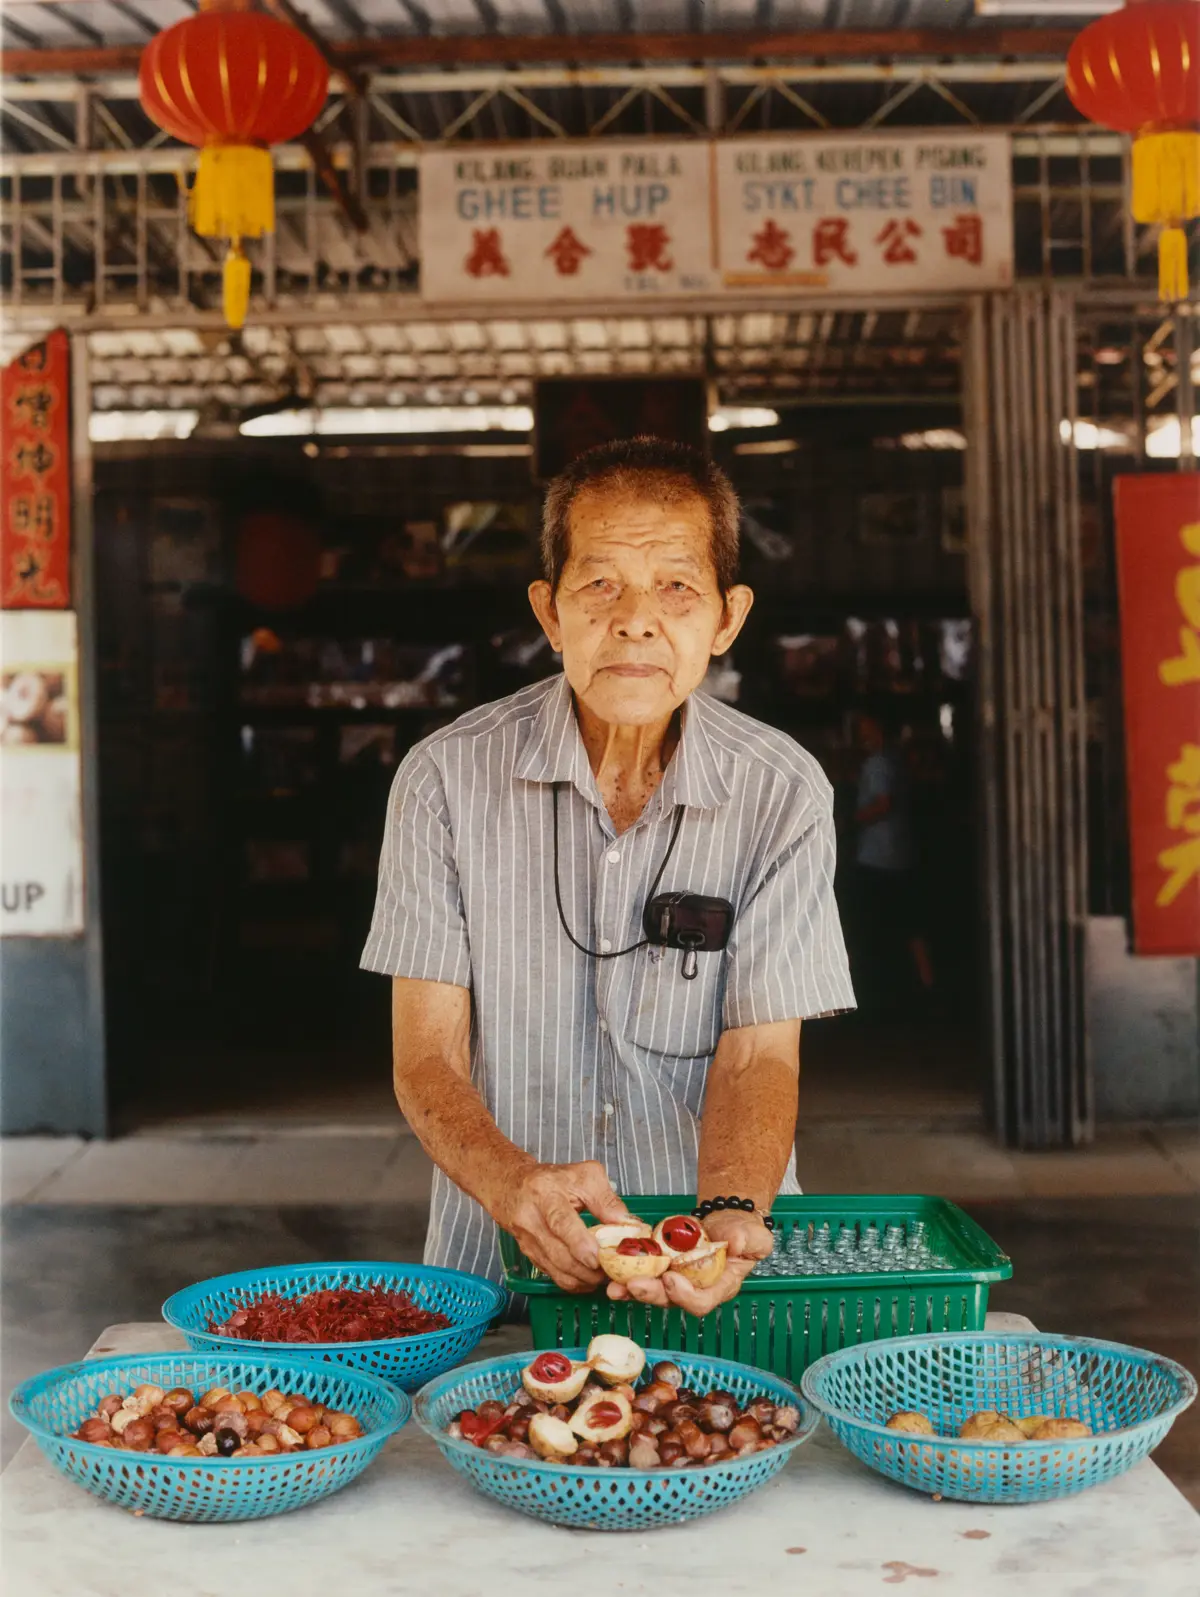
[715,133,1013,294]
[419,141,715,302]
[1114,472,1200,957]
[1,329,72,609]
[0,609,84,935]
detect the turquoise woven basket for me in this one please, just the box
[802,1331,1196,1504]
[9,1350,410,1523]
[415,1346,818,1532]
[163,1262,506,1392]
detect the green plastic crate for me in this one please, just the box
[499,1194,1012,1385]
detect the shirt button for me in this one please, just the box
[603,1102,615,1116]
[600,937,612,953]
[606,850,620,865]
[598,1018,609,1034]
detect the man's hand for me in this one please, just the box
[495,1160,634,1293]
[604,1208,774,1318]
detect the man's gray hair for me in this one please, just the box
[541,435,741,595]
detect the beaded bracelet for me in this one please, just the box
[691,1195,776,1231]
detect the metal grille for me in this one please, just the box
[0,128,1162,329]
[965,289,1090,1149]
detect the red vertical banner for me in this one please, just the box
[1114,472,1200,955]
[1,329,72,609]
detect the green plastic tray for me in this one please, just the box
[499,1195,1012,1385]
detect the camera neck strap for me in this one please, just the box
[550,780,684,961]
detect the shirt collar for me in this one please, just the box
[516,674,732,811]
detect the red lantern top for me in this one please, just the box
[139,0,328,149]
[1066,1,1200,133]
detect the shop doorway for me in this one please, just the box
[91,304,986,1133]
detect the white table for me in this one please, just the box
[2,1315,1197,1597]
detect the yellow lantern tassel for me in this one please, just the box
[223,243,252,330]
[1131,131,1198,303]
[1158,226,1189,302]
[191,144,275,240]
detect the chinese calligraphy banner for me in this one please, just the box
[1,329,72,609]
[419,141,715,302]
[1114,472,1200,956]
[714,133,1013,293]
[0,609,84,936]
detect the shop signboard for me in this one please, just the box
[1114,472,1200,957]
[419,140,716,302]
[1,329,72,609]
[713,132,1013,294]
[419,133,1014,304]
[0,608,84,936]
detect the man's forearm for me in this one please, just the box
[391,977,534,1218]
[395,1057,535,1217]
[696,1024,801,1209]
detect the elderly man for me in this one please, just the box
[362,436,853,1316]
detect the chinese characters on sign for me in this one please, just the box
[1115,474,1200,956]
[1,330,72,610]
[714,133,1011,292]
[421,134,1014,302]
[419,142,715,302]
[715,133,1013,293]
[0,609,84,936]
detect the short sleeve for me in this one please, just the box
[360,750,472,987]
[722,796,855,1030]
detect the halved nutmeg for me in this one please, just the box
[586,1334,646,1386]
[589,1220,653,1250]
[528,1413,578,1461]
[669,1242,727,1289]
[652,1214,708,1258]
[520,1351,591,1405]
[598,1236,671,1284]
[570,1391,634,1444]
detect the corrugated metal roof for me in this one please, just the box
[1,0,1089,52]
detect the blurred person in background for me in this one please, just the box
[853,711,934,1016]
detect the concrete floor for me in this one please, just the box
[3,1122,1198,1509]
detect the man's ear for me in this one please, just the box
[528,580,562,652]
[711,584,754,656]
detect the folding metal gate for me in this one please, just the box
[964,289,1092,1149]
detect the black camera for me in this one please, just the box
[643,891,734,980]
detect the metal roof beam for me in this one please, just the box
[1,25,1081,77]
[1,59,1068,101]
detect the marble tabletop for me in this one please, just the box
[2,1314,1197,1597]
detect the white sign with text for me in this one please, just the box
[419,141,716,302]
[1,609,84,936]
[714,132,1013,293]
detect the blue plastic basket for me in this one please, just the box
[9,1349,410,1522]
[163,1261,506,1392]
[415,1346,819,1531]
[802,1331,1197,1504]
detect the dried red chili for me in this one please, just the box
[210,1285,451,1343]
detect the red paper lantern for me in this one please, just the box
[1066,1,1200,299]
[139,0,328,328]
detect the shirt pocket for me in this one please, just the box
[623,948,726,1061]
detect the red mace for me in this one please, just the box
[139,0,328,328]
[1066,0,1200,300]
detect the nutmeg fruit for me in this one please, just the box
[886,1411,935,1436]
[521,1352,591,1405]
[586,1334,646,1386]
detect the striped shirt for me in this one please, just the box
[362,673,854,1282]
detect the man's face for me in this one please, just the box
[528,484,753,727]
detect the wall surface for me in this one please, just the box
[1088,916,1200,1122]
[1,339,107,1137]
[0,937,105,1133]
